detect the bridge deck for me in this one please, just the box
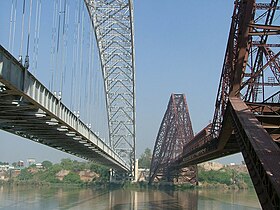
[178,97,280,208]
[0,45,129,172]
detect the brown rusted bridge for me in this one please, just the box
[149,1,280,209]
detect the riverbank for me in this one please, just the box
[0,179,253,193]
[0,159,253,191]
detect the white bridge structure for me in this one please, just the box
[0,0,136,177]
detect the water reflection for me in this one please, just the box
[0,185,260,210]
[108,190,198,210]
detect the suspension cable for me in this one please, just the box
[11,0,17,54]
[19,0,26,64]
[32,0,42,75]
[50,0,58,91]
[70,0,79,111]
[59,0,68,100]
[86,24,92,125]
[75,0,81,113]
[79,6,85,114]
[85,23,90,125]
[9,0,15,51]
[24,0,33,69]
[89,27,95,129]
[54,0,62,95]
[32,0,39,72]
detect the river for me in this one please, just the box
[0,185,261,209]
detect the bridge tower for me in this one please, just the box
[84,0,136,178]
[149,94,197,184]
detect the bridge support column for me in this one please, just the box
[134,159,139,182]
[174,165,198,185]
[109,169,132,183]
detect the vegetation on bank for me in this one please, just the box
[2,159,109,187]
[138,148,152,169]
[120,167,253,191]
[197,165,253,189]
[137,148,253,190]
[1,148,254,191]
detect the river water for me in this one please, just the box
[0,185,261,210]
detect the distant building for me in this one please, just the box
[56,170,70,181]
[0,171,8,180]
[137,168,150,182]
[27,158,36,166]
[0,164,9,171]
[11,169,21,178]
[79,170,99,182]
[227,163,248,173]
[199,162,224,171]
[17,160,24,168]
[35,163,43,169]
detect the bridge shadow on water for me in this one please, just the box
[109,189,198,210]
[111,200,183,210]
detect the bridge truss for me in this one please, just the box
[0,0,136,177]
[84,0,136,177]
[149,94,197,184]
[179,0,280,209]
[0,45,129,172]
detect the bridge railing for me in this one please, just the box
[0,44,129,171]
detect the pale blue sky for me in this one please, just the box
[0,0,242,164]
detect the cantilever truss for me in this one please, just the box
[210,1,280,208]
[212,0,280,137]
[84,0,136,177]
[149,94,196,184]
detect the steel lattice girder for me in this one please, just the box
[211,0,254,137]
[211,0,280,136]
[0,45,129,171]
[149,94,194,183]
[84,0,136,176]
[229,97,280,209]
[182,0,280,164]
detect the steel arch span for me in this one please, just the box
[149,94,197,184]
[0,0,137,173]
[84,0,136,177]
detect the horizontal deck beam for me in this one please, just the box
[0,45,129,172]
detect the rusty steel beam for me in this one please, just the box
[211,0,280,135]
[242,0,279,102]
[256,3,280,9]
[180,0,280,154]
[179,1,280,208]
[211,0,255,137]
[229,97,280,209]
[149,94,196,184]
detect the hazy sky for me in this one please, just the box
[0,0,243,164]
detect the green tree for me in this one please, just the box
[138,148,152,169]
[60,158,73,170]
[72,160,86,171]
[198,169,232,185]
[18,168,33,180]
[42,160,53,169]
[89,163,109,182]
[63,172,81,183]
